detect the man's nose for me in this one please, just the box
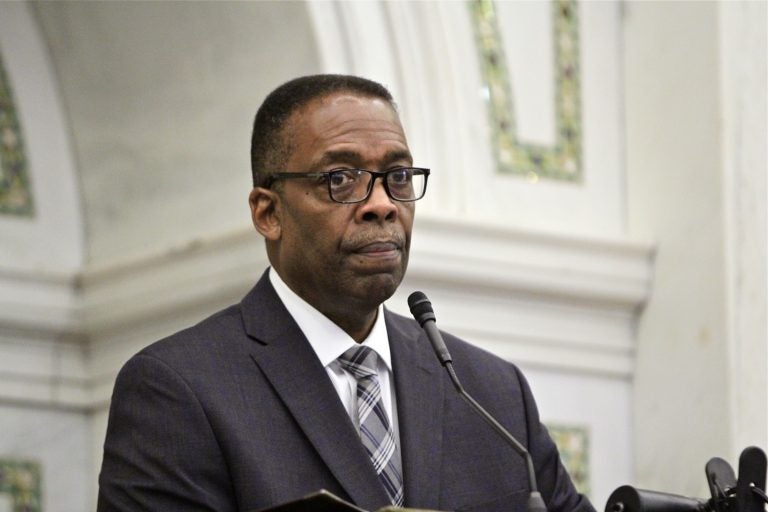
[357,177,397,223]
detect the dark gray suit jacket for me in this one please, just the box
[98,271,594,512]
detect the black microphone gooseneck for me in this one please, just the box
[407,291,548,512]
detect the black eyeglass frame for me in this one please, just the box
[262,167,430,204]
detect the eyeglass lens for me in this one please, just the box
[329,169,426,203]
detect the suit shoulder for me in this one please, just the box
[383,308,423,336]
[443,330,522,375]
[436,326,529,398]
[135,303,246,366]
[385,308,524,385]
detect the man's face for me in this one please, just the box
[259,93,415,323]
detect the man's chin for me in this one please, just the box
[349,251,403,274]
[352,272,404,305]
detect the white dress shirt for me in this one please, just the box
[268,268,400,440]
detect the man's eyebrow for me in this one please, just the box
[316,150,362,168]
[381,150,414,166]
[316,150,413,169]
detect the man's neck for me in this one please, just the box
[324,309,378,343]
[269,267,379,342]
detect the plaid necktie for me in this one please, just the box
[338,345,404,507]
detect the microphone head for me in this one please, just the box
[408,291,436,326]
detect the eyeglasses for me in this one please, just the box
[263,167,430,204]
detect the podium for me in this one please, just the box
[251,490,440,512]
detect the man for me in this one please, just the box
[98,74,594,512]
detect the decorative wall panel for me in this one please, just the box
[0,460,42,512]
[470,0,582,182]
[0,50,33,216]
[548,423,590,497]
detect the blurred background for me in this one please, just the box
[0,1,765,510]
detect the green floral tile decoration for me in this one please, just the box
[0,459,42,512]
[469,0,583,182]
[0,48,34,216]
[547,423,590,497]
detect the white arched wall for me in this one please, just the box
[0,3,84,273]
[32,0,322,268]
[0,3,88,511]
[0,1,85,337]
[0,1,663,510]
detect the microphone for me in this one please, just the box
[604,486,707,512]
[408,291,548,512]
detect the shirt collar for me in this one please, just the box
[269,267,392,371]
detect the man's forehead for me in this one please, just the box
[316,148,413,168]
[314,91,394,108]
[283,91,406,149]
[291,91,397,125]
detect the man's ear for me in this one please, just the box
[249,187,282,241]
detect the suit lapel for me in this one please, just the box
[241,274,392,511]
[386,311,445,509]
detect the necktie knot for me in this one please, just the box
[338,345,378,380]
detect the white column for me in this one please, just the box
[720,0,768,455]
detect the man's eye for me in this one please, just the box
[328,170,359,188]
[388,168,412,185]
